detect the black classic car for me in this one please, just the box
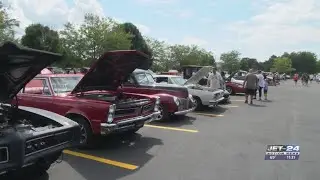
[0,42,80,176]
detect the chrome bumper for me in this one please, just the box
[209,97,225,107]
[100,111,160,135]
[174,106,196,115]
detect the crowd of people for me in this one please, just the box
[242,69,269,104]
[293,73,320,86]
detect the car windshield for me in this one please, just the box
[170,76,186,86]
[50,76,82,93]
[134,72,156,85]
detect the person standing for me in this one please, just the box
[243,69,258,104]
[207,68,223,89]
[256,70,264,101]
[293,73,299,86]
[263,74,268,100]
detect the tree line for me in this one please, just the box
[1,2,320,74]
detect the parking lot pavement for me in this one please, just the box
[7,81,320,180]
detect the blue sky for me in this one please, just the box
[6,0,320,61]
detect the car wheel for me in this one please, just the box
[193,96,203,110]
[156,105,169,121]
[71,116,94,148]
[226,86,233,95]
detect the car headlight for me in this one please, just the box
[154,97,160,111]
[107,104,116,123]
[173,96,180,106]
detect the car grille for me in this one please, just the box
[115,103,154,117]
[179,98,189,110]
[142,103,154,114]
[0,147,8,163]
[25,131,72,156]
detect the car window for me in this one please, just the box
[134,73,155,85]
[155,77,168,83]
[50,76,82,93]
[170,76,186,85]
[23,79,51,96]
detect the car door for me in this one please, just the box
[18,78,55,112]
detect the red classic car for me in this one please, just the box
[121,69,196,121]
[225,72,246,94]
[17,50,161,148]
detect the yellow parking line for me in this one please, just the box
[144,124,198,133]
[193,113,224,117]
[63,150,138,170]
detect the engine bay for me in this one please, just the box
[80,92,151,105]
[0,104,62,133]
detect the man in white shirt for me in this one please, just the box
[256,70,264,100]
[207,68,223,89]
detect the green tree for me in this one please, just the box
[60,14,132,66]
[120,22,152,69]
[272,57,294,73]
[286,51,317,73]
[316,61,320,73]
[21,24,61,53]
[261,55,277,72]
[0,2,19,42]
[145,37,172,72]
[220,50,240,73]
[169,44,214,69]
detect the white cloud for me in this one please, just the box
[4,0,152,37]
[228,0,320,60]
[181,37,208,46]
[135,0,178,4]
[3,0,105,36]
[135,24,151,35]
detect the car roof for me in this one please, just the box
[36,73,84,78]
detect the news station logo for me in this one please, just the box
[265,145,300,160]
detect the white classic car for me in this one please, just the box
[153,67,225,110]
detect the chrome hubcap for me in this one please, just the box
[79,124,87,144]
[156,106,163,121]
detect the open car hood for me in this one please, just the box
[183,66,212,85]
[0,42,61,102]
[71,50,149,94]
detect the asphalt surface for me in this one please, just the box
[4,81,320,180]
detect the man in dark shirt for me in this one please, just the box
[243,69,258,104]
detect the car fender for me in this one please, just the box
[152,93,177,112]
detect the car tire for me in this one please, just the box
[156,104,169,121]
[226,86,234,95]
[71,116,94,148]
[193,96,203,110]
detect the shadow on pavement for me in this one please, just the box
[233,93,245,96]
[63,133,163,180]
[248,104,266,107]
[196,106,227,114]
[1,167,49,180]
[150,115,196,127]
[262,99,273,103]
